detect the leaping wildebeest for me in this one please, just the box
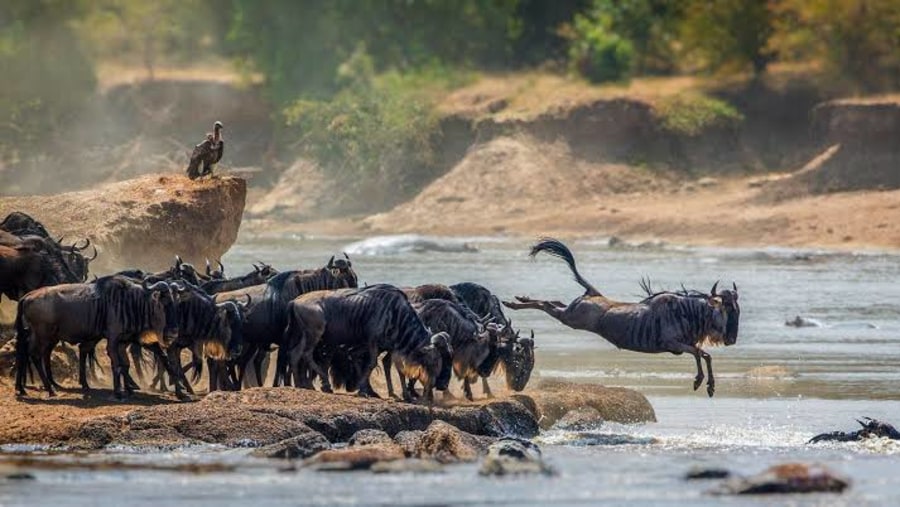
[503,238,740,397]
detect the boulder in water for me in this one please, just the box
[251,431,331,459]
[479,438,556,476]
[785,316,823,328]
[712,463,850,495]
[552,406,604,431]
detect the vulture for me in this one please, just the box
[186,121,224,179]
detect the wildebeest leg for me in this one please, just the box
[118,342,140,393]
[77,342,92,392]
[701,350,715,397]
[481,376,493,398]
[254,347,268,387]
[503,296,566,319]
[234,343,256,387]
[356,348,381,398]
[107,335,124,399]
[167,346,195,395]
[462,379,474,401]
[665,342,707,396]
[37,343,56,396]
[382,353,398,399]
[149,344,189,401]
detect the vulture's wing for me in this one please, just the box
[187,139,213,179]
[212,140,224,164]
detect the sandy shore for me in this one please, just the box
[251,175,900,252]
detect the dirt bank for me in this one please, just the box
[0,174,246,272]
[0,381,654,449]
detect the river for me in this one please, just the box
[2,234,899,505]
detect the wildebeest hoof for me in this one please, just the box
[707,384,715,397]
[693,376,704,391]
[320,386,334,394]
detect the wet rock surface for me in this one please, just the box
[479,438,556,476]
[305,444,406,471]
[712,463,850,495]
[414,420,494,464]
[250,431,331,460]
[551,406,604,431]
[527,379,657,428]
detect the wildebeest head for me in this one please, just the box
[206,259,226,280]
[710,282,740,346]
[144,280,180,345]
[327,253,358,288]
[173,255,202,285]
[252,261,278,279]
[499,328,536,391]
[60,239,97,282]
[216,299,246,358]
[430,331,454,391]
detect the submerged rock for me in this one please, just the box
[552,407,604,431]
[415,420,493,464]
[479,438,556,476]
[250,431,331,460]
[348,429,394,447]
[685,467,731,480]
[306,443,406,471]
[713,463,850,495]
[370,458,444,474]
[785,316,823,328]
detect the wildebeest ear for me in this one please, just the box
[732,282,738,292]
[343,252,352,267]
[710,281,719,297]
[327,255,335,268]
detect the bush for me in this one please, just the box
[654,93,743,136]
[282,48,457,211]
[568,12,635,83]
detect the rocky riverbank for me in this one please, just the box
[0,381,655,455]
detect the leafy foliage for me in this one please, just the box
[654,93,744,136]
[0,0,96,165]
[567,10,635,83]
[680,0,775,76]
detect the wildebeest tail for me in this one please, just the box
[129,343,148,380]
[530,237,602,296]
[86,346,102,379]
[329,349,366,392]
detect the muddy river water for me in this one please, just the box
[3,235,899,506]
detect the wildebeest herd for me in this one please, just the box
[4,211,744,404]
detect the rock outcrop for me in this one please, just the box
[527,379,657,429]
[0,174,246,273]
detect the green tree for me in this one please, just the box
[679,0,775,76]
[772,0,900,91]
[0,0,96,165]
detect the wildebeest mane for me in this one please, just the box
[95,275,155,332]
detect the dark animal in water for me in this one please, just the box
[450,282,535,396]
[201,262,278,295]
[281,284,452,401]
[503,238,740,397]
[186,121,224,179]
[15,276,180,398]
[809,417,900,443]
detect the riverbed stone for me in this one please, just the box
[527,379,656,428]
[479,438,556,476]
[251,431,331,459]
[713,463,850,495]
[306,444,406,471]
[552,407,604,431]
[415,420,493,463]
[348,429,394,447]
[370,458,444,474]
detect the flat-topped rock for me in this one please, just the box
[0,174,245,273]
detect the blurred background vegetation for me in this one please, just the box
[2,0,899,199]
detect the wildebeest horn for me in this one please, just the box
[73,238,90,251]
[243,294,252,307]
[206,258,212,276]
[218,259,225,273]
[252,262,260,272]
[56,235,64,244]
[87,245,98,261]
[327,255,335,268]
[168,281,187,292]
[175,255,183,267]
[710,281,719,297]
[343,251,352,267]
[732,282,738,292]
